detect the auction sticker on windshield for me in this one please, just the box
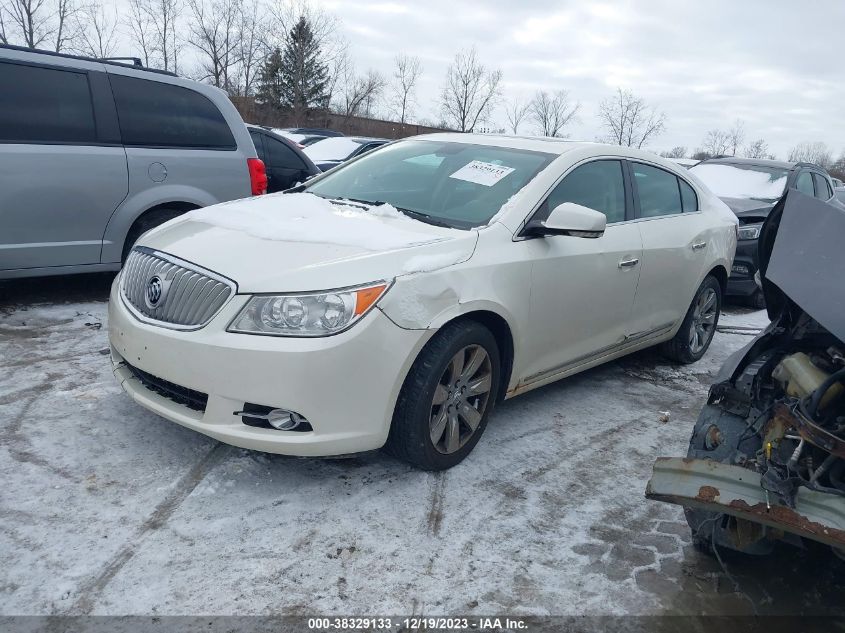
[449,161,515,186]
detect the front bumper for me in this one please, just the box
[108,279,433,456]
[726,238,758,298]
[646,457,845,550]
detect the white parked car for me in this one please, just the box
[109,134,737,470]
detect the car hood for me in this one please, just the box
[720,196,775,223]
[758,189,845,342]
[138,193,478,293]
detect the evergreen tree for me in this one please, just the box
[279,16,329,118]
[256,47,285,108]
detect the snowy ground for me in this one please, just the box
[1,273,843,616]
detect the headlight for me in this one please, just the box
[228,282,390,337]
[737,224,762,240]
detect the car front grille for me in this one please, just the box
[121,247,235,329]
[124,360,208,412]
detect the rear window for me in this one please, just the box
[812,173,832,200]
[690,163,789,201]
[0,61,96,144]
[632,163,683,217]
[109,74,235,149]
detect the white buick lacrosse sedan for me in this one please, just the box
[109,134,737,470]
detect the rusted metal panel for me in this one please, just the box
[646,457,845,549]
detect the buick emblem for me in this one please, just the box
[144,275,167,310]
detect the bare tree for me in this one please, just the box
[743,139,770,159]
[337,65,385,119]
[53,0,82,51]
[231,0,265,97]
[504,97,530,134]
[597,87,666,148]
[187,0,238,90]
[6,0,53,48]
[75,1,118,58]
[125,0,154,67]
[390,53,421,124]
[660,146,687,159]
[701,129,731,157]
[788,141,833,168]
[440,47,502,133]
[529,89,579,138]
[0,5,9,44]
[727,119,745,156]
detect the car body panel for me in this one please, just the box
[0,45,257,278]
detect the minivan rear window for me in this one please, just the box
[0,61,96,144]
[109,74,235,149]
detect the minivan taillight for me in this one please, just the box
[247,158,268,195]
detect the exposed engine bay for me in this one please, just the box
[647,189,845,558]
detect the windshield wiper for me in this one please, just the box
[330,197,457,228]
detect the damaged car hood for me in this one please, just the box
[137,192,478,293]
[759,189,845,342]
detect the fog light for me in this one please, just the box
[732,264,750,276]
[234,406,311,431]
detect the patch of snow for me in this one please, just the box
[401,251,465,274]
[184,193,446,252]
[690,163,787,200]
[304,137,363,162]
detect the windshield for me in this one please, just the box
[304,140,556,228]
[690,163,789,201]
[304,137,365,162]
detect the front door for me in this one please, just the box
[519,159,643,385]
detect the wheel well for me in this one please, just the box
[123,202,200,255]
[707,265,728,298]
[452,310,514,403]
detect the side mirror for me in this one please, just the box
[525,202,607,239]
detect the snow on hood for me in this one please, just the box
[138,193,477,293]
[690,164,787,200]
[184,192,440,251]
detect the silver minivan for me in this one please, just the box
[0,45,266,279]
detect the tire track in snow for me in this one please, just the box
[70,443,229,614]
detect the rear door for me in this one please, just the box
[626,161,712,339]
[0,58,127,271]
[261,133,312,192]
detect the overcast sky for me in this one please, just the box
[310,0,844,158]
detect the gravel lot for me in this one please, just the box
[2,273,843,616]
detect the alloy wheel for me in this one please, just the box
[429,345,493,454]
[689,287,718,354]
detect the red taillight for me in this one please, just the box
[247,158,268,195]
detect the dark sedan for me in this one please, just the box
[690,157,839,308]
[303,136,389,172]
[247,125,320,193]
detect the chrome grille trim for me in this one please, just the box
[120,247,236,330]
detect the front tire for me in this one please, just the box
[661,275,721,364]
[385,320,501,470]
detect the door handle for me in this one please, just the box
[618,258,639,268]
[691,241,707,251]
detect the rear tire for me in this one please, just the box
[385,320,501,471]
[661,275,721,364]
[122,208,186,262]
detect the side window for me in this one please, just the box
[249,130,265,163]
[266,136,305,169]
[545,160,626,223]
[679,178,699,212]
[632,163,682,217]
[110,74,235,149]
[0,61,96,143]
[812,173,832,200]
[795,171,815,196]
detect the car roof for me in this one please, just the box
[402,133,692,164]
[348,137,388,143]
[696,156,797,170]
[0,42,177,76]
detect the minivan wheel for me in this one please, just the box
[121,208,185,262]
[661,275,721,364]
[385,320,500,471]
